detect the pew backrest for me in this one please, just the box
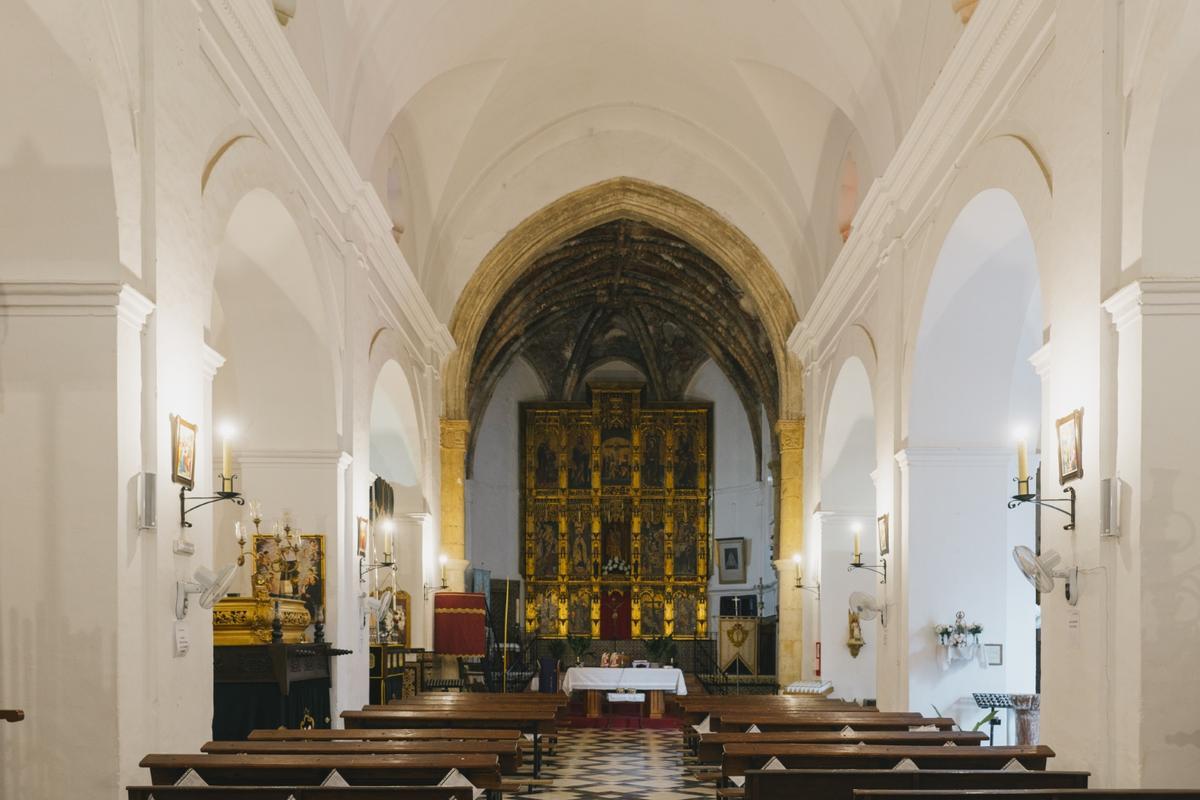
[744,769,1090,800]
[852,792,1200,800]
[723,745,1056,776]
[126,787,473,800]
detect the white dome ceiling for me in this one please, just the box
[282,0,963,319]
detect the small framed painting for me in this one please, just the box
[171,415,198,489]
[716,537,747,584]
[1056,408,1084,484]
[877,514,890,557]
[984,643,1004,666]
[357,516,369,559]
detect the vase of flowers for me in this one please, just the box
[602,557,630,576]
[933,611,985,669]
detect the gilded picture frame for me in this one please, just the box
[253,533,326,612]
[877,514,890,557]
[1056,408,1083,485]
[170,415,198,489]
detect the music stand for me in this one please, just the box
[972,692,1014,746]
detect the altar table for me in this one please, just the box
[562,667,687,719]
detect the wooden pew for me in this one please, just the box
[341,708,556,778]
[127,788,473,800]
[722,744,1056,779]
[711,713,954,733]
[248,728,524,744]
[695,730,988,762]
[138,753,502,790]
[853,792,1200,800]
[201,740,523,774]
[742,770,1090,800]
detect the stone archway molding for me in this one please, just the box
[442,176,803,422]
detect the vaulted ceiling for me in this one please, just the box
[281,1,966,321]
[467,219,780,470]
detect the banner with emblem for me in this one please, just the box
[718,616,758,674]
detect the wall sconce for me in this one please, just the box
[424,553,449,599]
[1007,435,1076,530]
[179,423,244,527]
[847,523,887,583]
[360,517,397,581]
[793,553,820,598]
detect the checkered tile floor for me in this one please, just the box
[519,728,710,800]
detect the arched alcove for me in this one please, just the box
[816,356,878,701]
[904,188,1042,728]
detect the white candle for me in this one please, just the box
[382,519,394,559]
[235,521,245,545]
[440,553,448,584]
[852,529,861,562]
[1016,436,1029,485]
[222,436,232,480]
[792,552,802,584]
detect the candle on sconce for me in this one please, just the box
[439,553,448,584]
[234,521,246,545]
[219,422,235,482]
[792,552,803,585]
[382,518,395,560]
[272,521,283,543]
[852,525,862,563]
[1015,428,1030,487]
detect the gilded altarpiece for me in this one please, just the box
[522,386,710,639]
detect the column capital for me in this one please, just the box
[895,446,1010,471]
[1028,342,1052,378]
[201,344,226,380]
[440,418,470,450]
[0,281,155,331]
[1103,278,1200,332]
[775,418,805,452]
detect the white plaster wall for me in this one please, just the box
[467,357,545,580]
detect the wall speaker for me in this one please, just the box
[138,472,157,530]
[1100,477,1120,538]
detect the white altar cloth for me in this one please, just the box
[562,666,687,695]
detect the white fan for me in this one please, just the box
[365,589,394,618]
[849,591,886,628]
[1012,545,1079,605]
[175,564,238,620]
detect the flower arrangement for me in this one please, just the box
[602,557,630,575]
[934,610,983,647]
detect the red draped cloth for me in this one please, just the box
[433,592,487,657]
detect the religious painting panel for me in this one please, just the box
[673,591,698,638]
[672,416,704,489]
[601,518,630,575]
[640,422,667,489]
[641,521,665,579]
[639,591,664,638]
[599,390,634,486]
[566,426,593,490]
[568,589,592,636]
[527,416,561,490]
[534,588,559,637]
[673,519,699,578]
[567,507,593,579]
[533,518,560,579]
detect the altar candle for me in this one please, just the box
[382,519,394,559]
[1016,434,1029,485]
[439,553,448,584]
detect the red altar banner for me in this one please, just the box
[434,592,486,657]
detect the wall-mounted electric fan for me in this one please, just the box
[849,591,887,628]
[175,564,238,620]
[1012,545,1079,606]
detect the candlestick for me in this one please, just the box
[235,521,246,545]
[793,552,802,584]
[382,519,394,560]
[222,437,232,482]
[439,553,448,585]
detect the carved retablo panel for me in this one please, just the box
[522,385,710,638]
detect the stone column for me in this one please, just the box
[439,419,470,586]
[775,419,805,686]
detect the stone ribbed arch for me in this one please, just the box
[443,177,804,422]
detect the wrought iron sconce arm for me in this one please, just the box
[1008,480,1076,530]
[359,557,396,582]
[795,578,821,599]
[848,558,888,583]
[179,475,244,528]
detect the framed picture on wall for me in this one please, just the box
[357,516,369,558]
[1056,408,1084,484]
[716,537,747,584]
[877,514,890,556]
[170,415,198,489]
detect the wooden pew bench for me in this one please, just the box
[710,714,955,733]
[740,770,1090,800]
[127,787,474,800]
[138,753,502,790]
[721,744,1056,779]
[852,792,1200,800]
[695,731,988,762]
[201,740,523,774]
[247,728,524,745]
